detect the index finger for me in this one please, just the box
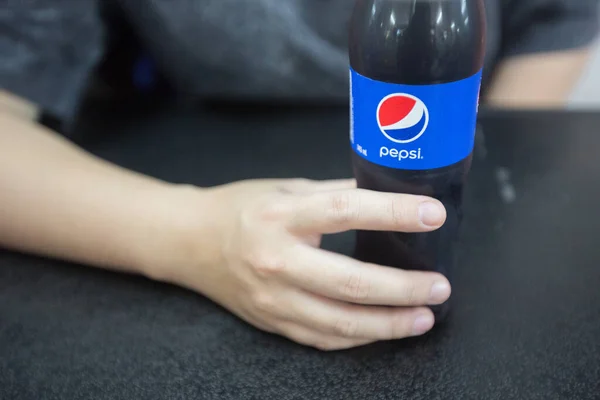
[287,189,446,234]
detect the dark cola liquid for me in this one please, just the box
[349,0,486,319]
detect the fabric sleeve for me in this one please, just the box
[501,0,599,58]
[0,0,105,124]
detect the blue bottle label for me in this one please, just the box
[350,67,482,170]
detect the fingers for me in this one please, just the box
[284,289,436,341]
[280,245,451,307]
[287,188,446,234]
[306,179,357,192]
[278,178,356,194]
[276,320,376,351]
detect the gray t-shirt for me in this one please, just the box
[1,0,599,125]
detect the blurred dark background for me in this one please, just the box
[89,1,600,108]
[91,1,173,101]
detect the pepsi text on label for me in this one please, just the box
[350,67,483,170]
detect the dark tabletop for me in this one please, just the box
[1,100,600,400]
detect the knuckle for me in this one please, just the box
[390,312,414,339]
[326,192,360,226]
[389,197,413,227]
[333,318,360,338]
[277,178,314,195]
[252,292,278,315]
[256,199,290,221]
[403,282,419,306]
[247,250,287,278]
[239,208,259,233]
[340,270,371,302]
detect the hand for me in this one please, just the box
[162,179,451,351]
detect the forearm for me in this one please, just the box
[0,112,201,278]
[485,47,592,108]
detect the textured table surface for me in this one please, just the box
[1,103,599,400]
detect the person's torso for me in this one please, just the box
[112,0,503,100]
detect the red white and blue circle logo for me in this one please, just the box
[376,93,429,144]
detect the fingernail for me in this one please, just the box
[412,314,435,336]
[419,202,445,227]
[429,281,451,304]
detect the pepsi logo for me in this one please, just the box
[376,94,429,144]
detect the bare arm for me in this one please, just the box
[485,47,593,108]
[0,91,198,278]
[0,90,456,349]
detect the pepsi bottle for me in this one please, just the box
[349,0,486,319]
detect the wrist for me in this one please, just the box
[136,184,222,289]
